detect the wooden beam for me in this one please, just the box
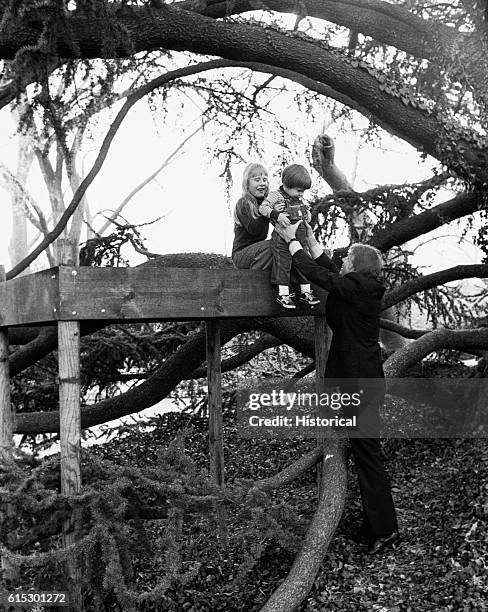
[0,266,326,327]
[58,267,326,321]
[0,268,59,326]
[0,265,13,466]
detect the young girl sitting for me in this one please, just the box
[231,162,288,270]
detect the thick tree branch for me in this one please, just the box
[2,6,487,181]
[380,318,429,339]
[369,192,484,253]
[382,264,488,310]
[384,327,488,377]
[176,0,462,64]
[191,334,281,378]
[261,438,347,612]
[13,318,250,434]
[249,446,324,496]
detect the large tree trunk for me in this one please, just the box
[261,438,348,612]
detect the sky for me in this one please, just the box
[0,73,484,277]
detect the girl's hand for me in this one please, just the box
[274,199,286,212]
[277,212,290,227]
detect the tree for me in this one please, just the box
[1,1,488,609]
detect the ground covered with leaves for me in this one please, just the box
[82,402,488,612]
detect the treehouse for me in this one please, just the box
[0,261,329,588]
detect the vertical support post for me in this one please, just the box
[56,237,78,267]
[314,315,328,491]
[0,264,16,587]
[206,319,224,487]
[58,247,82,610]
[0,265,13,467]
[205,319,227,544]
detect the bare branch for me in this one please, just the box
[97,120,208,236]
[5,59,240,280]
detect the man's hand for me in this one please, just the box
[274,220,301,242]
[303,221,317,246]
[277,212,290,227]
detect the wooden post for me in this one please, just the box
[205,319,227,544]
[0,264,16,587]
[58,244,82,610]
[314,315,328,490]
[56,237,78,266]
[206,319,225,486]
[0,265,13,467]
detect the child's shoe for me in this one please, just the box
[276,293,296,309]
[299,291,320,306]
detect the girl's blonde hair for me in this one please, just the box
[234,162,268,225]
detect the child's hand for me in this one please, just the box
[266,191,286,211]
[305,210,311,223]
[277,212,290,227]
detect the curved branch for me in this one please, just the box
[10,321,107,377]
[97,120,208,236]
[13,318,253,434]
[382,264,488,310]
[249,446,324,495]
[3,6,487,181]
[261,438,348,612]
[191,334,281,378]
[369,192,484,253]
[380,318,429,339]
[176,0,462,65]
[5,59,238,280]
[384,327,488,377]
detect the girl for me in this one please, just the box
[231,162,288,270]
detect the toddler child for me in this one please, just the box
[260,164,320,309]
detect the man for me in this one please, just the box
[275,220,400,555]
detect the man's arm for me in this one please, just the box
[289,246,359,302]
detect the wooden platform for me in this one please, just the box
[0,266,326,326]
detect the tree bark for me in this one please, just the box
[2,6,487,182]
[384,328,488,377]
[260,438,348,612]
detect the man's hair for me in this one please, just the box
[348,243,384,278]
[282,164,312,190]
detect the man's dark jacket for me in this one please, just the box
[292,250,385,380]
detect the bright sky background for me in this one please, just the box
[0,77,484,276]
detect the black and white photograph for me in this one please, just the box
[0,1,487,610]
